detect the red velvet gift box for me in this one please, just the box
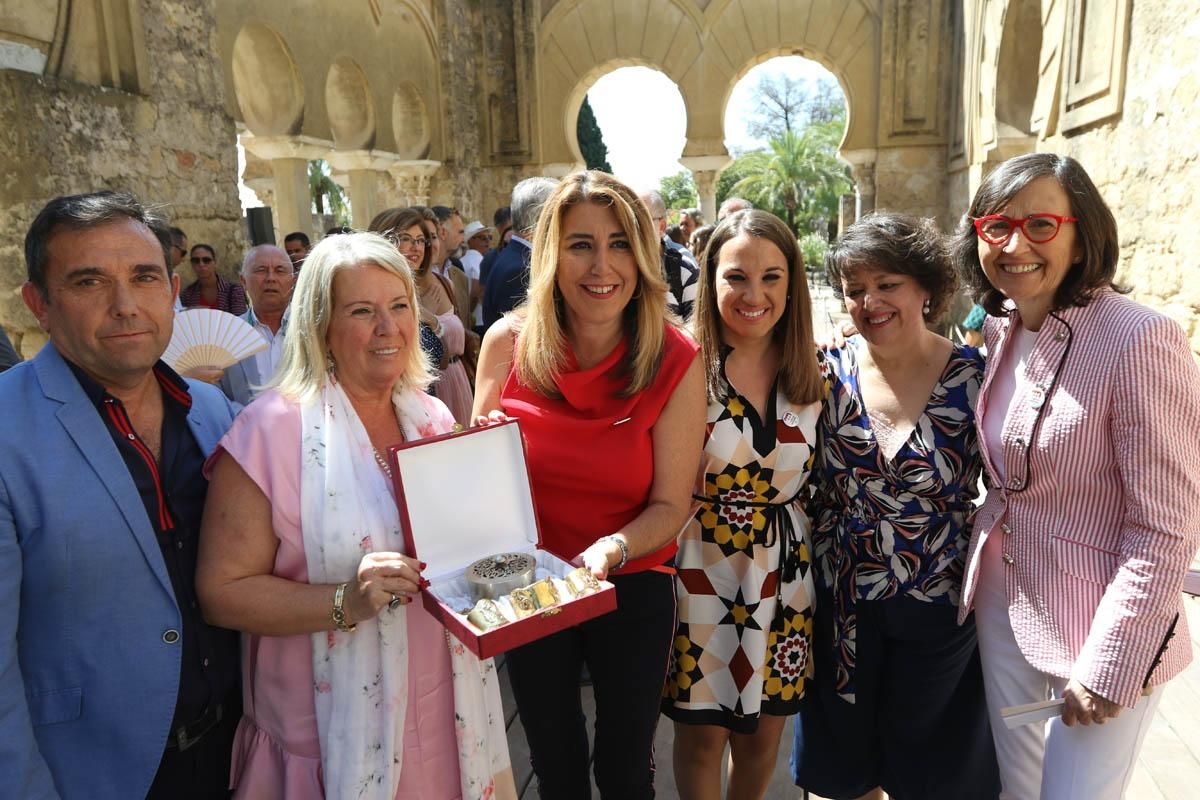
[387,419,617,659]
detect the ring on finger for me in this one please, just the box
[389,593,403,610]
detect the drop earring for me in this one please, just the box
[923,298,931,316]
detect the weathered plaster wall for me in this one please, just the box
[1041,0,1200,353]
[0,0,244,357]
[948,0,1199,355]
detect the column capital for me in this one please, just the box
[241,134,332,162]
[679,154,732,174]
[538,162,584,179]
[327,149,402,174]
[387,159,443,181]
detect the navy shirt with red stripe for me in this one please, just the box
[66,360,238,735]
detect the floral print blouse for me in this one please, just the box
[809,340,985,700]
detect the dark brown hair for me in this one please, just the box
[368,207,433,275]
[827,212,957,323]
[25,191,171,294]
[694,209,822,405]
[953,152,1122,316]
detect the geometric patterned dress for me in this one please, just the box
[663,354,820,732]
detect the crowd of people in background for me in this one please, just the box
[2,152,1199,800]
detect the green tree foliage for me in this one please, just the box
[797,231,830,275]
[308,160,349,224]
[658,170,698,213]
[720,70,851,236]
[576,97,613,173]
[729,125,851,235]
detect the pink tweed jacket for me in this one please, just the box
[959,288,1200,708]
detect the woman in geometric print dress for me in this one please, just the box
[664,210,825,800]
[791,213,999,800]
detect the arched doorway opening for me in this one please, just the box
[722,55,852,245]
[568,65,689,194]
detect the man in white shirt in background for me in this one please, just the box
[460,220,491,335]
[218,244,294,407]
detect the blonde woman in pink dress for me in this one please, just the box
[197,232,514,799]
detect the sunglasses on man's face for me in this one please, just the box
[191,256,214,265]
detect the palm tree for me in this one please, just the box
[730,127,851,233]
[308,159,350,224]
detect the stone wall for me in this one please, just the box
[0,0,245,358]
[1041,0,1200,353]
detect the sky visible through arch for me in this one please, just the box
[586,55,838,192]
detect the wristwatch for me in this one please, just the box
[332,582,356,632]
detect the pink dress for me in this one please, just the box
[433,311,474,425]
[213,390,463,799]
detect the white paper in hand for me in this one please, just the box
[1001,697,1065,729]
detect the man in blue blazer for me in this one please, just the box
[0,192,240,799]
[482,176,558,329]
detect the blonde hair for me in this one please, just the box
[514,170,670,398]
[270,231,433,402]
[693,209,823,405]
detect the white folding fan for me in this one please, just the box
[164,309,268,373]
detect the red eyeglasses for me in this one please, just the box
[973,213,1077,245]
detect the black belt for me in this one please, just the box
[693,488,805,583]
[164,702,224,752]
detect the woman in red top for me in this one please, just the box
[473,170,705,799]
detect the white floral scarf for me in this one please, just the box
[300,380,515,800]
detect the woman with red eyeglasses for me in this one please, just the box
[952,152,1200,799]
[180,243,248,315]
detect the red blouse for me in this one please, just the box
[502,325,699,573]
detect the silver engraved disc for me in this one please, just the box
[465,552,537,600]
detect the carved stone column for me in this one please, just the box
[388,160,442,207]
[242,135,333,240]
[842,149,878,218]
[680,154,731,224]
[839,194,857,235]
[327,150,401,229]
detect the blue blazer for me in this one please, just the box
[482,238,532,329]
[0,344,236,799]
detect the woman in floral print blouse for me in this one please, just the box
[791,213,1000,800]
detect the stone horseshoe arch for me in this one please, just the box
[325,57,376,150]
[540,0,704,168]
[231,22,304,136]
[560,58,689,168]
[539,0,880,171]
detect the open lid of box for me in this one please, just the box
[389,420,543,582]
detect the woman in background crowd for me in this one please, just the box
[473,170,705,799]
[664,209,823,800]
[413,205,473,423]
[792,213,999,800]
[690,224,716,264]
[197,232,512,799]
[954,152,1200,799]
[368,208,449,377]
[679,208,704,243]
[180,243,247,315]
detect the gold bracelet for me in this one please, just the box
[332,582,356,632]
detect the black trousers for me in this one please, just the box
[506,567,676,800]
[146,698,240,800]
[792,590,1000,800]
